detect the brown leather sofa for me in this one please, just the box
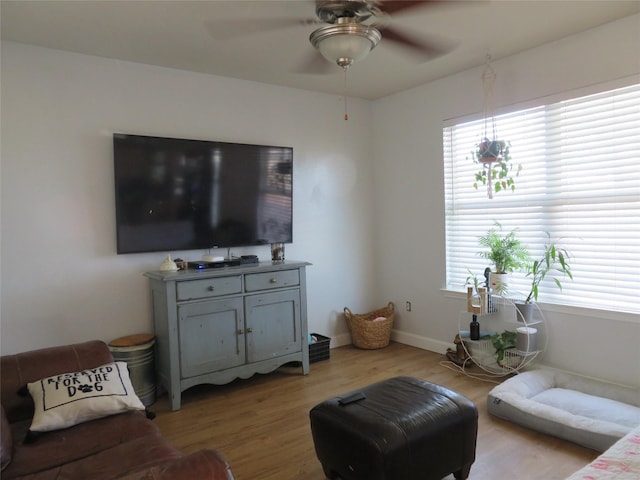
[1,340,234,480]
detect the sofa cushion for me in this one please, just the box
[44,434,181,480]
[116,450,236,480]
[26,361,145,434]
[1,405,12,471]
[1,341,115,423]
[565,424,640,480]
[5,433,181,480]
[3,411,160,479]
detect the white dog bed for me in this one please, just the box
[487,370,640,452]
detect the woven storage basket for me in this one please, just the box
[344,302,395,349]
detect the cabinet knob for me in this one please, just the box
[208,286,215,291]
[246,328,253,333]
[269,277,277,284]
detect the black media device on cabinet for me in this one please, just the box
[187,261,211,270]
[187,259,241,270]
[240,255,259,265]
[113,133,293,254]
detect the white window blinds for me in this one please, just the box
[443,84,640,314]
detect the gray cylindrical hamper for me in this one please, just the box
[108,334,156,407]
[516,327,538,353]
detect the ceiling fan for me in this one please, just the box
[208,0,460,73]
[308,0,455,70]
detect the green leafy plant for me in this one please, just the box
[490,330,517,363]
[464,267,493,296]
[464,267,483,296]
[524,234,573,304]
[478,221,530,274]
[469,138,521,196]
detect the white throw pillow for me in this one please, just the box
[27,361,145,433]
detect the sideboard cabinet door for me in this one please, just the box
[178,297,245,378]
[245,289,301,364]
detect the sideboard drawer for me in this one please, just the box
[245,269,300,292]
[176,276,242,301]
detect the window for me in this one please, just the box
[443,83,640,314]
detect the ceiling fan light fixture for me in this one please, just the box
[310,23,381,69]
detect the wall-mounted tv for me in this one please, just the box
[113,133,293,254]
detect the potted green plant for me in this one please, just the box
[470,138,521,199]
[477,222,530,294]
[490,330,517,364]
[512,234,572,323]
[464,267,493,318]
[464,267,485,297]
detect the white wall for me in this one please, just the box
[0,42,376,354]
[371,14,640,387]
[2,14,639,389]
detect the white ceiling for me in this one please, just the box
[2,0,639,99]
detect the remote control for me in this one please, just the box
[338,391,366,405]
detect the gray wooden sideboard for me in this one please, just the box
[145,261,310,410]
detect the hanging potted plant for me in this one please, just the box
[477,221,530,295]
[471,138,520,198]
[516,234,573,322]
[468,54,522,198]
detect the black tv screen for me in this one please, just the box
[113,134,293,254]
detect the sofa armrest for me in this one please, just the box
[1,340,114,422]
[119,450,235,480]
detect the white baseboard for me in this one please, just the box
[328,332,353,348]
[328,329,452,355]
[390,330,452,354]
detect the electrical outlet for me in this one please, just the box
[405,301,412,312]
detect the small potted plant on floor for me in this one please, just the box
[477,221,530,294]
[516,234,573,322]
[470,138,521,199]
[490,330,517,365]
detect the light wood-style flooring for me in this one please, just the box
[152,342,598,479]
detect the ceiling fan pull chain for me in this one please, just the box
[343,67,349,121]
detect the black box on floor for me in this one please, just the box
[309,334,331,363]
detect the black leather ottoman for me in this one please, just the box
[309,376,478,480]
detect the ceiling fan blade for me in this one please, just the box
[204,17,316,41]
[378,0,485,15]
[378,25,456,61]
[377,0,443,15]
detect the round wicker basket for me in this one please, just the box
[344,302,395,349]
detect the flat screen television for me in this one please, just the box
[113,133,293,254]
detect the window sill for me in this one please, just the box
[441,289,639,324]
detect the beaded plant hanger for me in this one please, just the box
[473,54,518,199]
[480,54,498,199]
[482,54,498,146]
